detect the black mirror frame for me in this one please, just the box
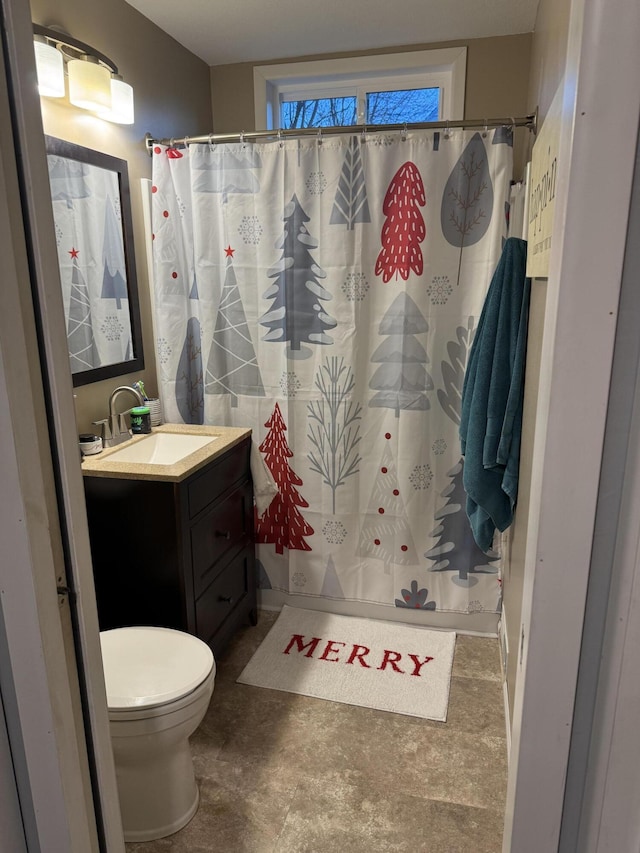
[45,135,144,387]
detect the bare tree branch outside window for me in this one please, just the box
[280,88,440,129]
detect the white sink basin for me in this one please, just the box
[106,433,218,465]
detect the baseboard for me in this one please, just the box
[503,677,512,760]
[498,608,512,757]
[257,589,500,637]
[499,608,509,676]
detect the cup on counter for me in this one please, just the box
[145,398,163,427]
[79,433,103,456]
[130,406,152,434]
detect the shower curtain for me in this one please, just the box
[151,128,513,615]
[48,154,133,373]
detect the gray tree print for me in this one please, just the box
[320,555,345,599]
[176,316,204,424]
[437,317,476,425]
[191,145,262,201]
[100,196,128,308]
[47,155,90,206]
[330,137,371,230]
[425,458,499,586]
[205,256,265,406]
[67,255,99,372]
[441,133,494,286]
[395,580,436,610]
[307,356,362,514]
[369,292,433,417]
[261,194,336,358]
[356,439,418,574]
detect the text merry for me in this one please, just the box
[283,633,434,677]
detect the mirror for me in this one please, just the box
[45,136,144,387]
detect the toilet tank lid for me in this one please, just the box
[100,626,215,709]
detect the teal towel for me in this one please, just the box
[459,238,531,552]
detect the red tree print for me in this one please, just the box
[375,161,426,283]
[256,403,314,554]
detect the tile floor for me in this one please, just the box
[126,609,508,853]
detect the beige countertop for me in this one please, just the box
[81,423,251,482]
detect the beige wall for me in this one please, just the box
[210,34,533,177]
[30,0,212,432]
[503,0,572,725]
[527,0,573,121]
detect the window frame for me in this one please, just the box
[253,47,467,131]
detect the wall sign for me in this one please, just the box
[526,83,563,278]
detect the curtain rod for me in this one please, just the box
[144,111,537,154]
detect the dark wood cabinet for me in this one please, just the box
[83,436,257,657]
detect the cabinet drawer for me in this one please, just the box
[195,549,250,645]
[187,440,249,518]
[191,482,251,596]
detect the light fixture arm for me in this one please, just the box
[33,24,118,75]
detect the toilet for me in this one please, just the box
[100,626,216,842]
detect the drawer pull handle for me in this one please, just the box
[219,595,234,604]
[215,530,231,539]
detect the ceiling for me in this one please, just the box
[124,0,540,67]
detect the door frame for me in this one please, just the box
[504,0,640,849]
[0,0,125,848]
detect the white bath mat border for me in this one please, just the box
[237,606,456,722]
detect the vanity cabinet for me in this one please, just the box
[83,435,256,656]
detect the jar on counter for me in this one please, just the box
[130,406,151,434]
[79,433,103,455]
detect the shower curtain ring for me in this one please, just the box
[169,138,175,148]
[317,128,323,145]
[482,120,488,137]
[240,131,246,147]
[277,129,283,148]
[361,125,367,143]
[401,122,408,141]
[208,133,214,150]
[444,120,450,139]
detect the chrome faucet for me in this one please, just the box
[93,385,143,448]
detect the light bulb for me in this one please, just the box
[68,55,111,112]
[98,77,134,124]
[34,39,64,98]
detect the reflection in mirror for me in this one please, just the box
[45,136,144,387]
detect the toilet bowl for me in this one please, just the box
[100,626,216,842]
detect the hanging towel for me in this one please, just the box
[459,237,531,552]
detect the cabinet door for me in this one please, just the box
[195,547,253,650]
[191,481,253,597]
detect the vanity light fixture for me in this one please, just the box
[33,24,135,124]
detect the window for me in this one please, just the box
[254,48,466,131]
[279,86,440,129]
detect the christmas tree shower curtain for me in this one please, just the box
[151,129,513,616]
[47,154,133,375]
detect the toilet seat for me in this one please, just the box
[100,626,214,710]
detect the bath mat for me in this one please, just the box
[237,606,456,721]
